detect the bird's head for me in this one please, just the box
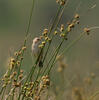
[33,37,41,44]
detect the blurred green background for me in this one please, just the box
[0,0,99,83]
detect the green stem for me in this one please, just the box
[48,6,62,35]
[25,0,35,38]
[41,28,69,76]
[16,0,35,80]
[41,38,64,76]
[31,68,41,91]
[48,32,85,73]
[42,3,67,70]
[17,0,35,100]
[41,0,69,74]
[60,32,85,56]
[47,39,65,74]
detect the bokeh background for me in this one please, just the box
[0,0,99,98]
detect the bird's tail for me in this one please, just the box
[38,50,43,67]
[39,60,43,67]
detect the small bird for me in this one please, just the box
[32,37,43,67]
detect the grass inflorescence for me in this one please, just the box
[0,0,99,100]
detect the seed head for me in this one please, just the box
[54,31,58,35]
[42,28,48,36]
[42,41,46,45]
[60,24,64,32]
[18,51,22,55]
[67,26,71,32]
[60,33,65,37]
[74,14,80,19]
[84,28,90,35]
[14,52,18,56]
[22,46,26,51]
[13,71,17,76]
[45,36,49,40]
[19,74,23,79]
[20,57,24,60]
[39,44,44,48]
[60,0,65,6]
[10,58,15,63]
[69,23,75,28]
[76,20,80,24]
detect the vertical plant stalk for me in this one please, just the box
[43,0,69,64]
[60,32,85,56]
[17,0,35,100]
[21,0,68,95]
[42,5,63,63]
[47,32,85,75]
[24,0,35,45]
[18,47,43,100]
[44,17,99,75]
[19,2,68,99]
[16,0,35,78]
[2,0,36,98]
[41,27,69,77]
[28,1,69,94]
[60,25,99,57]
[16,0,35,80]
[47,39,65,75]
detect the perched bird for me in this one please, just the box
[32,37,43,67]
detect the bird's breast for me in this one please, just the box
[32,44,40,57]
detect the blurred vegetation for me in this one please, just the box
[0,0,99,99]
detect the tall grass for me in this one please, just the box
[0,0,99,100]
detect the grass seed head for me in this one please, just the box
[60,24,64,32]
[42,41,46,45]
[14,52,18,56]
[18,51,22,55]
[39,44,44,48]
[69,23,75,28]
[76,20,80,24]
[84,28,90,35]
[60,33,65,37]
[74,14,80,19]
[54,30,58,35]
[13,71,17,76]
[10,58,15,63]
[60,0,65,6]
[22,46,26,51]
[42,28,48,36]
[19,74,23,79]
[67,26,71,32]
[17,61,20,67]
